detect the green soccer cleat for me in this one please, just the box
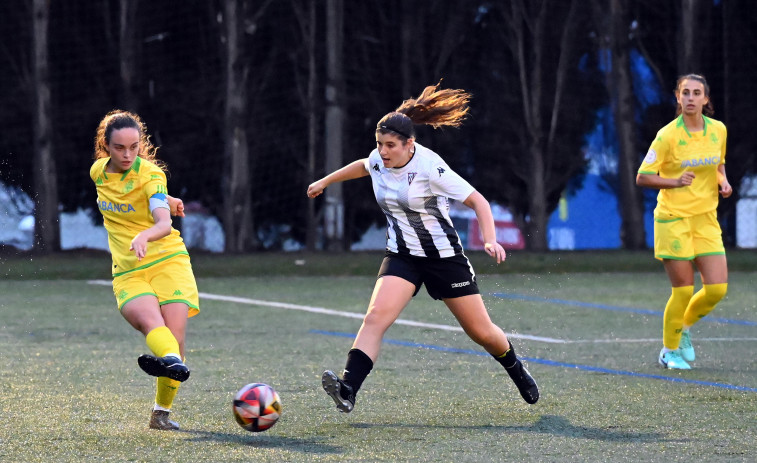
[679,330,695,362]
[658,349,691,370]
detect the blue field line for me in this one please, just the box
[490,292,757,327]
[310,329,757,393]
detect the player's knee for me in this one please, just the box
[466,325,501,349]
[704,283,727,303]
[362,308,395,332]
[671,285,694,302]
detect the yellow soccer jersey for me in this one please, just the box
[638,115,726,217]
[90,156,188,276]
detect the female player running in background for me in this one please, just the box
[307,82,539,413]
[637,74,732,370]
[91,110,200,429]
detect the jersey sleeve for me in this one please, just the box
[90,158,106,183]
[142,167,170,202]
[720,123,727,164]
[638,129,668,174]
[429,163,475,202]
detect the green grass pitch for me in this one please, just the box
[1,252,755,462]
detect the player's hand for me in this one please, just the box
[677,171,695,187]
[484,241,506,264]
[129,234,148,261]
[307,180,327,198]
[719,179,733,198]
[167,195,185,217]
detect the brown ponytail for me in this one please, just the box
[376,82,472,141]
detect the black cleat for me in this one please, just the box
[149,410,179,430]
[322,370,355,413]
[506,359,539,404]
[138,354,190,382]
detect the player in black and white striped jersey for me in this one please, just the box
[307,82,539,413]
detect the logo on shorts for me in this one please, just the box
[451,281,471,288]
[671,240,682,253]
[117,289,128,300]
[173,289,184,296]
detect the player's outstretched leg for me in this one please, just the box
[138,354,190,382]
[493,343,539,404]
[322,370,356,413]
[148,409,180,430]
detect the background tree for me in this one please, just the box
[31,0,59,252]
[289,0,320,251]
[483,0,600,251]
[593,0,647,249]
[323,0,346,251]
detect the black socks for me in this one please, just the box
[342,348,373,394]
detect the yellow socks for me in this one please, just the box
[145,326,181,358]
[663,286,694,350]
[683,283,727,327]
[145,326,183,410]
[155,377,181,410]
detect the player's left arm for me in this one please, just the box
[166,195,185,217]
[129,207,172,261]
[718,124,732,198]
[463,191,506,264]
[717,165,732,198]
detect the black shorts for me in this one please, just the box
[377,251,479,300]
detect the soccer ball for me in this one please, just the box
[232,383,282,432]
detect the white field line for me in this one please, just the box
[87,280,757,345]
[569,337,757,343]
[87,279,565,344]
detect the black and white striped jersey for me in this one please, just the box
[364,142,475,258]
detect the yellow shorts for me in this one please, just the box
[653,210,725,261]
[112,254,200,316]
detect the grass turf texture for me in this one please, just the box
[1,255,755,461]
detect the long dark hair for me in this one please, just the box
[376,82,471,141]
[675,74,714,117]
[94,110,165,170]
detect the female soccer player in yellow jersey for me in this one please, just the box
[307,83,538,413]
[90,110,200,429]
[637,74,733,370]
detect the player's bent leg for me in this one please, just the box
[443,294,508,354]
[445,295,538,404]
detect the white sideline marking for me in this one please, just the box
[569,337,757,343]
[87,279,566,344]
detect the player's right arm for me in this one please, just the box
[635,124,694,190]
[636,171,695,189]
[129,207,173,260]
[307,159,369,198]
